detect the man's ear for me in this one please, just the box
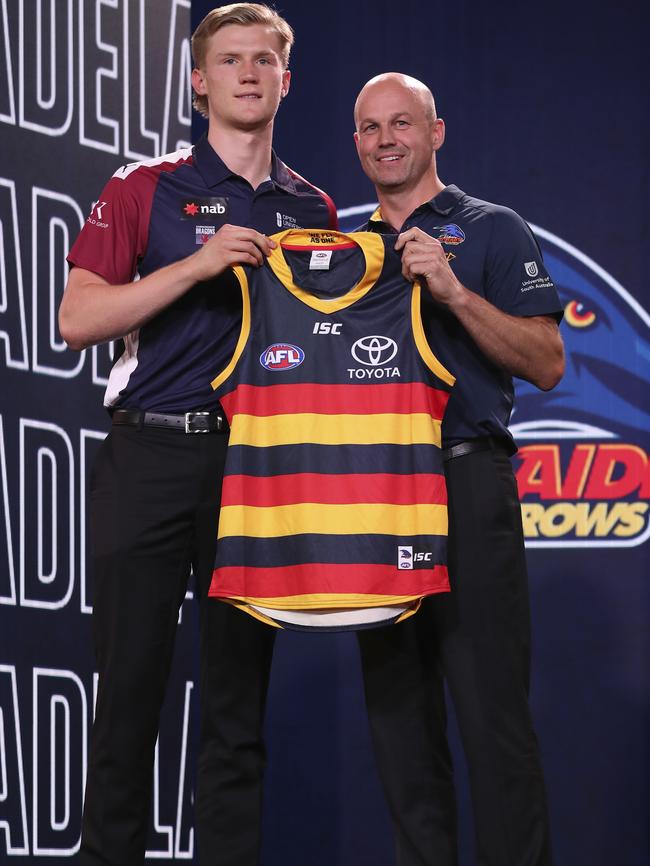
[432,118,445,152]
[191,68,206,95]
[281,69,291,98]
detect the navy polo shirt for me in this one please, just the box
[364,185,563,451]
[68,134,337,412]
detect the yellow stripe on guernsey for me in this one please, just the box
[229,412,442,448]
[267,229,385,313]
[411,281,456,387]
[218,502,448,539]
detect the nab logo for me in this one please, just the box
[180,197,228,219]
[260,343,305,371]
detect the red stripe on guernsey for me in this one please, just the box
[286,166,338,229]
[210,564,450,598]
[281,242,358,251]
[219,382,450,420]
[221,473,447,506]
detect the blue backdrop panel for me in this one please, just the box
[0,1,647,864]
[192,4,649,866]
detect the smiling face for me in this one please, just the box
[354,77,444,194]
[191,23,291,133]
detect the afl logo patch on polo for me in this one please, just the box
[351,335,398,366]
[260,343,305,371]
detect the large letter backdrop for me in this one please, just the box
[1,2,647,864]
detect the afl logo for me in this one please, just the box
[351,335,398,366]
[260,343,305,371]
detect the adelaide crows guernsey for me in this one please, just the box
[208,229,456,631]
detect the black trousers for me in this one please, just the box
[81,424,276,866]
[358,446,553,866]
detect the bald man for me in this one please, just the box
[353,73,563,866]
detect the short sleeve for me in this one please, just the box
[485,207,563,320]
[66,170,151,285]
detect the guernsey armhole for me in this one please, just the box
[211,266,250,391]
[411,282,456,387]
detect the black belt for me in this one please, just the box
[441,436,507,462]
[111,408,228,434]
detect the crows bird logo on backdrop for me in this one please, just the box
[338,206,650,548]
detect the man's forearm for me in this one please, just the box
[447,287,564,391]
[59,255,206,351]
[60,224,276,350]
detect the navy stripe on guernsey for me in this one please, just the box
[208,229,455,631]
[217,534,447,568]
[224,443,447,478]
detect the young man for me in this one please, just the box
[59,5,336,865]
[353,73,564,866]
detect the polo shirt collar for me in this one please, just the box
[270,152,298,195]
[193,133,297,194]
[423,184,465,216]
[193,134,232,187]
[368,184,466,229]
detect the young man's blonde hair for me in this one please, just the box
[192,3,294,118]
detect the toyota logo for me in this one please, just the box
[351,335,398,366]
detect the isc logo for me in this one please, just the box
[260,343,305,371]
[312,322,341,334]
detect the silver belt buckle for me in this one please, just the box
[185,411,211,433]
